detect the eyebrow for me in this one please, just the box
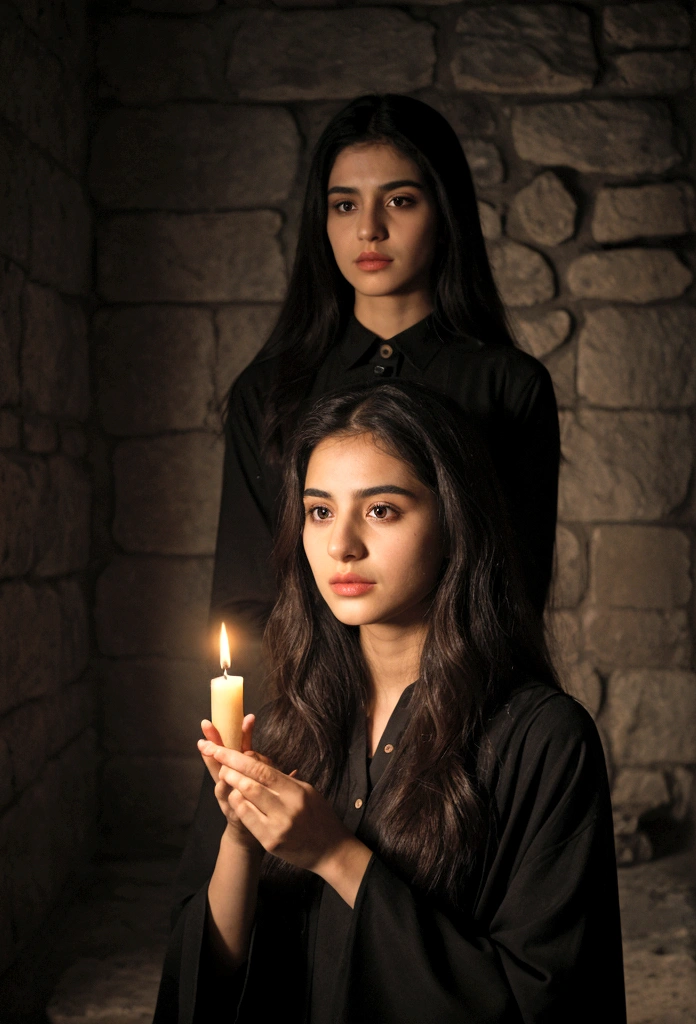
[327,179,424,196]
[303,485,417,499]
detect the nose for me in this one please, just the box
[327,514,367,563]
[357,200,387,243]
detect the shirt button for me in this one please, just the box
[354,798,363,809]
[384,743,394,754]
[373,365,385,376]
[379,344,393,359]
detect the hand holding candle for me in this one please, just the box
[210,623,244,749]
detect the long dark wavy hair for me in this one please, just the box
[253,93,515,458]
[258,383,559,902]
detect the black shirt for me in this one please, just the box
[210,316,560,709]
[152,682,626,1023]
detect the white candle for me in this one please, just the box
[210,623,244,749]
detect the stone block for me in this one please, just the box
[60,426,87,460]
[612,768,670,812]
[592,182,696,243]
[590,526,691,609]
[22,283,89,419]
[44,677,93,759]
[605,51,692,94]
[34,456,90,577]
[553,525,586,608]
[228,10,434,100]
[603,3,691,50]
[0,411,19,449]
[23,417,58,454]
[47,953,164,1024]
[97,658,209,756]
[584,608,690,671]
[1,699,48,795]
[0,454,45,578]
[462,140,504,187]
[515,310,571,359]
[97,213,286,303]
[30,158,91,296]
[95,306,216,436]
[477,202,501,241]
[98,15,229,104]
[489,240,554,307]
[567,249,691,303]
[508,172,576,246]
[512,100,679,175]
[56,578,90,684]
[95,555,213,659]
[113,433,224,556]
[90,105,300,210]
[421,93,496,140]
[559,410,691,521]
[452,6,596,95]
[0,736,11,810]
[566,662,602,718]
[547,608,580,678]
[577,306,696,409]
[602,670,696,764]
[0,130,30,265]
[0,259,22,407]
[102,754,202,847]
[215,305,279,405]
[544,343,575,409]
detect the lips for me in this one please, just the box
[329,573,376,596]
[356,251,392,272]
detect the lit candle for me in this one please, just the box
[210,623,244,749]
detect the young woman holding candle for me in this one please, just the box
[210,94,560,713]
[153,383,625,1024]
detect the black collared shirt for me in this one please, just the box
[210,315,560,708]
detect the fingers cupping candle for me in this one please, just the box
[210,623,244,749]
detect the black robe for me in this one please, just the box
[152,682,626,1024]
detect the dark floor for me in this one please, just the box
[0,851,694,1023]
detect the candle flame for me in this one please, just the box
[220,623,231,672]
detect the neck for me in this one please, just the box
[360,620,426,716]
[353,289,433,341]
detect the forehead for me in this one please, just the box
[328,143,423,187]
[304,432,420,487]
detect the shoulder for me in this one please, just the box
[445,336,555,413]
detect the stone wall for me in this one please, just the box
[91,1,695,857]
[0,0,94,977]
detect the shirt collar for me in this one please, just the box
[337,314,445,372]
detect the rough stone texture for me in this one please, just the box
[228,10,434,100]
[452,6,596,95]
[515,310,571,359]
[544,342,575,409]
[113,434,224,556]
[553,525,586,608]
[508,171,577,246]
[568,249,692,303]
[34,457,91,577]
[577,306,696,409]
[462,140,504,187]
[97,16,228,105]
[90,105,300,210]
[102,756,201,848]
[0,454,45,577]
[95,556,213,659]
[0,582,61,715]
[95,307,216,436]
[98,659,209,756]
[606,51,693,94]
[477,202,501,241]
[592,182,696,243]
[97,213,286,303]
[584,608,690,672]
[612,768,670,811]
[0,259,23,407]
[30,158,91,296]
[57,579,90,687]
[488,240,554,307]
[0,130,31,266]
[0,411,20,449]
[215,305,279,405]
[1,699,49,796]
[22,283,89,420]
[512,100,680,175]
[566,662,603,718]
[559,410,692,521]
[590,526,691,609]
[603,3,691,50]
[23,418,58,454]
[602,670,696,764]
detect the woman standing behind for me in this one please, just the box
[211,93,560,707]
